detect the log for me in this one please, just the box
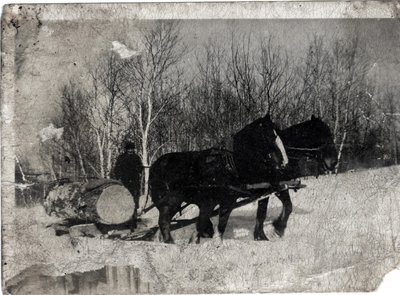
[43,179,135,225]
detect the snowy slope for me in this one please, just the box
[4,166,400,293]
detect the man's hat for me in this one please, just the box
[124,141,135,150]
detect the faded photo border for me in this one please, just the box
[1,1,400,294]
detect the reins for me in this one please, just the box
[285,144,328,160]
[285,143,327,152]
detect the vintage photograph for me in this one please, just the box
[1,2,400,294]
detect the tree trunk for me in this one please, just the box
[333,94,340,145]
[141,134,150,197]
[335,130,347,174]
[106,141,113,179]
[44,179,135,225]
[143,166,150,197]
[392,120,398,165]
[95,130,105,178]
[75,139,87,179]
[106,118,113,178]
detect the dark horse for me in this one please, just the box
[149,114,288,243]
[253,115,338,240]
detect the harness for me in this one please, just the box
[285,143,328,161]
[259,127,288,167]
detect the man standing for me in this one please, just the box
[112,141,143,227]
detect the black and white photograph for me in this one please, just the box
[1,2,400,294]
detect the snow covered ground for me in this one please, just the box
[3,166,400,293]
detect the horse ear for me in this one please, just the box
[311,115,316,121]
[264,113,271,121]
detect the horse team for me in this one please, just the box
[148,114,338,244]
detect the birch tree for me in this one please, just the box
[121,21,186,195]
[326,37,370,172]
[87,53,126,178]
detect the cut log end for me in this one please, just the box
[44,180,136,225]
[96,185,135,225]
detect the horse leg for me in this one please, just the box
[272,189,293,237]
[158,205,174,243]
[214,203,234,243]
[254,197,269,241]
[189,218,214,244]
[192,202,216,244]
[204,218,215,238]
[157,190,185,243]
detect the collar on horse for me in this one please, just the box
[285,143,329,178]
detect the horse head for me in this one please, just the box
[233,113,288,183]
[282,115,338,173]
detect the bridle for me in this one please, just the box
[285,143,334,178]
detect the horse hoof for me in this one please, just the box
[273,228,285,237]
[272,222,285,237]
[164,238,175,244]
[254,235,269,241]
[188,231,198,244]
[254,230,269,241]
[254,237,269,241]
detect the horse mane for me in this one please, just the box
[236,115,272,135]
[280,116,332,148]
[232,114,281,183]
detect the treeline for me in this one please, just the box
[41,21,399,192]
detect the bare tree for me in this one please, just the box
[381,90,400,165]
[121,21,186,195]
[86,53,126,178]
[326,37,371,172]
[227,33,257,124]
[226,33,295,127]
[53,30,396,183]
[298,35,330,119]
[256,36,295,121]
[56,53,127,180]
[191,39,236,147]
[57,82,95,179]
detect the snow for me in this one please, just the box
[4,166,400,293]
